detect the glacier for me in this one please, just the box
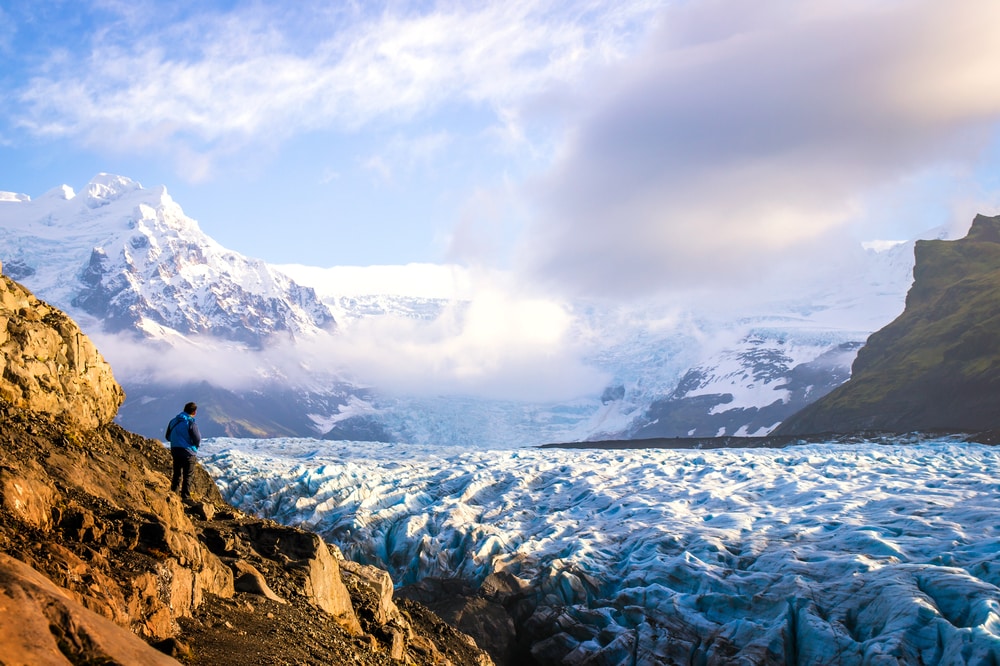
[204,436,1000,664]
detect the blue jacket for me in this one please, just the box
[166,413,201,453]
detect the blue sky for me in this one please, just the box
[3,0,1000,302]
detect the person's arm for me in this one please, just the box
[189,421,201,448]
[165,417,176,441]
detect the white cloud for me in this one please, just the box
[360,131,453,185]
[93,333,270,391]
[94,270,608,403]
[318,289,606,401]
[446,185,527,268]
[14,1,659,177]
[276,263,476,300]
[361,155,393,185]
[318,168,341,185]
[519,0,1000,299]
[13,0,1000,304]
[291,264,608,401]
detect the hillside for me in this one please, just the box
[0,268,492,664]
[777,213,1000,435]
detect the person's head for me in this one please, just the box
[184,402,197,415]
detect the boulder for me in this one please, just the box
[339,559,400,625]
[399,577,519,665]
[245,524,362,635]
[0,553,181,665]
[231,560,286,603]
[0,465,57,531]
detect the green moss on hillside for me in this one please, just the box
[777,214,1000,434]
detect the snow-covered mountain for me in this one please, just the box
[0,174,939,444]
[626,334,863,438]
[0,174,333,346]
[279,247,922,445]
[0,175,353,437]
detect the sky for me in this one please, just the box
[3,0,1000,304]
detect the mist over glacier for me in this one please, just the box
[204,436,1000,663]
[268,236,927,444]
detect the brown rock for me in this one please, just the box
[0,466,57,531]
[298,539,363,635]
[0,275,124,431]
[58,503,105,542]
[245,524,362,636]
[197,550,237,602]
[400,578,517,665]
[339,559,401,625]
[0,552,181,665]
[188,500,215,521]
[42,543,130,626]
[127,571,176,638]
[231,560,286,603]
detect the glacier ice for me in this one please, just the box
[204,437,1000,663]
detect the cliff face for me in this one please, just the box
[1,269,124,430]
[776,214,1000,435]
[0,268,492,665]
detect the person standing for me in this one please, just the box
[166,402,201,500]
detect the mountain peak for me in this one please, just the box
[967,213,1000,243]
[40,185,75,201]
[84,173,142,209]
[2,174,336,346]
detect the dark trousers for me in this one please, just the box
[170,447,197,498]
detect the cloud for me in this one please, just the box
[0,7,14,55]
[93,283,608,403]
[317,289,608,402]
[92,332,273,391]
[361,155,393,185]
[519,0,1000,299]
[446,185,527,268]
[13,0,1000,303]
[12,1,658,177]
[361,131,453,185]
[277,263,477,300]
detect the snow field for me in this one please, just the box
[204,438,1000,663]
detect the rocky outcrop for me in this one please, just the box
[0,552,181,666]
[400,575,522,666]
[239,522,362,635]
[0,272,124,430]
[777,213,1000,435]
[0,271,493,665]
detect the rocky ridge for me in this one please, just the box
[0,267,492,665]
